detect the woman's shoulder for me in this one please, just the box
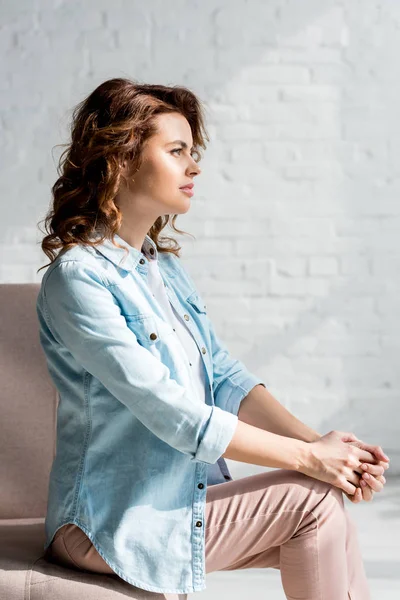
[39,243,109,290]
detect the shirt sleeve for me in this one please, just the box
[39,260,238,466]
[207,314,267,417]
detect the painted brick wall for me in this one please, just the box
[1,0,399,473]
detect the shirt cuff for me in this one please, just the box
[192,405,239,465]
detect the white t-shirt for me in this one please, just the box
[142,241,232,485]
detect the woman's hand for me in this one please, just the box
[300,430,380,494]
[343,438,390,503]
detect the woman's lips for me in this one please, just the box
[180,187,194,197]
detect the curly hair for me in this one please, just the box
[37,77,210,274]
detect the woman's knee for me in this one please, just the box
[281,469,346,513]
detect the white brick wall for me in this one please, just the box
[1,0,399,472]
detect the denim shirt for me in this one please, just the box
[36,232,266,594]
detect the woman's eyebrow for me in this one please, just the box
[166,140,194,150]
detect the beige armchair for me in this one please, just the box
[0,283,187,600]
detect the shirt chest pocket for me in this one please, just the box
[125,314,175,349]
[184,291,211,347]
[124,314,184,379]
[185,291,207,315]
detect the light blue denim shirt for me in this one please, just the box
[36,232,266,594]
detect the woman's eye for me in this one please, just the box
[171,148,196,159]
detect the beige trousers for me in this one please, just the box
[47,468,371,599]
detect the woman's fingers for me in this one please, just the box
[361,472,385,493]
[346,473,386,504]
[345,487,363,503]
[360,462,386,476]
[347,440,390,466]
[358,448,380,463]
[345,471,387,504]
[359,442,390,463]
[359,480,374,502]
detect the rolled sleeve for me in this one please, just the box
[191,404,238,464]
[39,261,237,466]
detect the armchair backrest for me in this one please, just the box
[0,283,57,518]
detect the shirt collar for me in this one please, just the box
[87,232,158,272]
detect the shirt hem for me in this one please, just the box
[45,519,206,594]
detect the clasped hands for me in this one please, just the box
[343,433,390,503]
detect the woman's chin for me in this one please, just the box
[163,195,192,214]
[176,198,192,213]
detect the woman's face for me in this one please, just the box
[117,111,201,218]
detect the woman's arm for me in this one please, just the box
[39,261,239,465]
[222,418,309,470]
[238,384,322,443]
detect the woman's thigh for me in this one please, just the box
[204,468,346,574]
[48,470,346,577]
[48,523,115,574]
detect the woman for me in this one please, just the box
[36,78,389,599]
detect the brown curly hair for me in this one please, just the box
[37,77,210,274]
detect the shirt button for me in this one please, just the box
[198,483,204,489]
[195,521,202,527]
[224,475,231,480]
[201,347,206,354]
[139,258,145,265]
[149,333,157,340]
[184,314,190,321]
[150,248,154,255]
